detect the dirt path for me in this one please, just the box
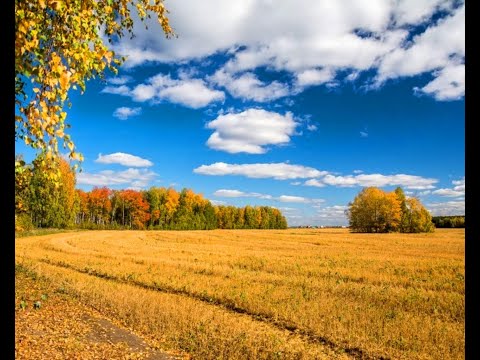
[15,268,188,360]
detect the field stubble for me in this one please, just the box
[15,228,464,359]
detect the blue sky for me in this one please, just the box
[15,0,465,226]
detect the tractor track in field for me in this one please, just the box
[39,257,390,360]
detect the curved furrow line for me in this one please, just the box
[39,257,389,360]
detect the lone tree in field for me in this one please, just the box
[346,186,434,233]
[15,0,174,181]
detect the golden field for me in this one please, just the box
[15,228,465,359]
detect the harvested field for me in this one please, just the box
[15,228,465,359]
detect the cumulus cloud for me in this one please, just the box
[432,188,463,197]
[213,189,272,199]
[113,107,142,120]
[206,109,298,154]
[305,173,438,190]
[101,85,131,96]
[213,189,323,204]
[95,152,153,167]
[107,75,133,85]
[393,0,454,26]
[77,168,157,188]
[304,179,325,187]
[426,200,465,216]
[194,162,327,180]
[286,205,349,226]
[295,68,336,88]
[102,73,225,108]
[414,64,465,100]
[432,177,465,197]
[378,4,464,77]
[111,0,463,102]
[315,205,349,221]
[277,195,323,204]
[209,199,227,206]
[210,70,289,102]
[452,177,465,192]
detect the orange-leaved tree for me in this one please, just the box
[347,186,433,233]
[347,187,402,233]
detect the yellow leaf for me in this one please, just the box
[60,71,70,91]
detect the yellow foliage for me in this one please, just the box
[15,0,174,183]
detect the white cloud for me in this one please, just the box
[107,75,133,85]
[206,109,298,154]
[209,199,226,206]
[415,64,464,100]
[111,0,463,102]
[77,168,157,189]
[213,189,272,199]
[157,80,225,108]
[432,189,463,197]
[278,207,298,212]
[295,68,335,87]
[277,195,323,204]
[360,131,368,138]
[210,69,289,102]
[321,175,359,187]
[353,169,363,174]
[315,205,348,220]
[213,189,323,204]
[104,73,225,108]
[304,179,325,187]
[432,177,465,197]
[452,177,465,192]
[393,0,454,26]
[132,74,225,108]
[305,173,438,190]
[426,200,465,216]
[307,124,318,131]
[95,152,153,167]
[113,107,142,120]
[287,205,349,227]
[194,162,327,180]
[377,4,464,84]
[101,85,131,96]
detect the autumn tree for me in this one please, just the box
[15,155,33,230]
[394,187,409,232]
[15,0,173,178]
[144,187,168,227]
[112,190,150,229]
[27,154,77,228]
[164,188,180,227]
[88,187,112,226]
[402,197,435,233]
[347,187,401,233]
[75,189,89,225]
[347,187,434,233]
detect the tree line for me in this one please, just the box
[347,187,435,233]
[15,155,288,231]
[431,216,465,228]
